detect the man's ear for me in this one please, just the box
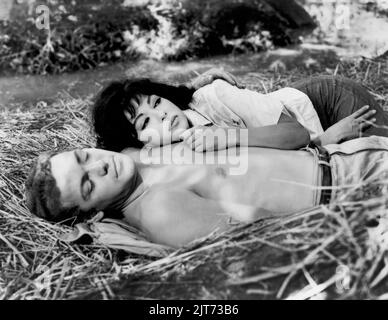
[89,211,105,223]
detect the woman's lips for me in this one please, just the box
[112,156,119,178]
[170,115,179,130]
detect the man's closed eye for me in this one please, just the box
[81,150,89,163]
[83,179,94,200]
[75,149,89,164]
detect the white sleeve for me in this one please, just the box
[267,88,324,139]
[212,80,284,127]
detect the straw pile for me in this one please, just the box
[1,58,388,300]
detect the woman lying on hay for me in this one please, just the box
[92,73,388,152]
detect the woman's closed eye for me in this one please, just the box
[154,97,161,108]
[141,117,150,130]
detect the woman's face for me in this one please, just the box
[124,95,189,147]
[50,148,136,212]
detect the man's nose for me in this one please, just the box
[85,160,108,176]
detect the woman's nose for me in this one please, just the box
[85,160,108,176]
[154,108,166,120]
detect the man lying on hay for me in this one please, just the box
[25,135,388,250]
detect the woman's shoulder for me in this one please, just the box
[194,79,233,95]
[191,79,231,107]
[267,87,310,102]
[212,79,236,92]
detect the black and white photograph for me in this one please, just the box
[1,0,388,305]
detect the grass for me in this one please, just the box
[1,57,388,300]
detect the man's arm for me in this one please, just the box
[141,189,276,248]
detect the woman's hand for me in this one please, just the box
[180,125,238,152]
[321,105,377,145]
[187,68,244,90]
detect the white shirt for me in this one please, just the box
[188,79,324,140]
[183,109,211,127]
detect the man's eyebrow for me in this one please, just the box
[74,149,80,164]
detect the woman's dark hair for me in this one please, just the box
[92,78,195,151]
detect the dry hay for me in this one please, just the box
[1,58,388,300]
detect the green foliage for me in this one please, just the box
[0,0,297,75]
[0,0,157,74]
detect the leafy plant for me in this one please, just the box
[0,0,299,75]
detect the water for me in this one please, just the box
[300,0,388,58]
[0,54,265,107]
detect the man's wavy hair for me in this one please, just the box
[92,78,195,152]
[25,152,91,224]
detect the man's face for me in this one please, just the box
[124,94,189,147]
[50,148,136,212]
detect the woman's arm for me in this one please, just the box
[313,105,376,146]
[185,79,312,151]
[181,113,310,152]
[240,112,310,149]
